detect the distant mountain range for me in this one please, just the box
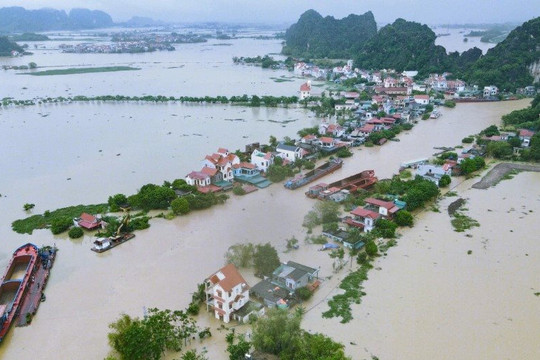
[0,7,114,32]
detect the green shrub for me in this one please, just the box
[438,174,451,187]
[68,226,84,239]
[395,210,414,227]
[232,186,246,196]
[50,217,73,235]
[295,287,313,301]
[365,241,378,256]
[171,197,190,215]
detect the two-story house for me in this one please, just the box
[201,148,240,182]
[344,206,381,232]
[364,198,400,219]
[276,143,303,161]
[205,263,250,323]
[250,149,274,172]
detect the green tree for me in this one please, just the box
[394,210,414,227]
[68,226,84,239]
[375,219,398,238]
[296,332,350,360]
[486,141,512,158]
[171,197,190,215]
[252,308,302,357]
[224,243,254,268]
[108,194,128,212]
[438,174,452,187]
[253,243,280,277]
[181,350,208,360]
[108,308,198,360]
[50,216,73,234]
[226,331,251,360]
[365,241,378,256]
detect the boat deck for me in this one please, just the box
[16,254,55,326]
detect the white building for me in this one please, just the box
[250,149,274,172]
[299,81,311,100]
[483,85,499,98]
[205,263,250,323]
[276,143,303,161]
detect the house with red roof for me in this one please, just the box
[186,171,211,188]
[318,136,338,150]
[519,129,535,147]
[299,81,311,100]
[357,124,376,137]
[201,148,240,182]
[364,198,400,218]
[344,206,381,232]
[413,95,430,105]
[205,263,250,323]
[75,213,104,230]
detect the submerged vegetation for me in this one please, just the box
[22,66,140,76]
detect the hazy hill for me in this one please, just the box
[0,7,113,32]
[355,19,450,76]
[282,9,377,58]
[0,36,24,56]
[467,16,540,91]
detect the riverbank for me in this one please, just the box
[471,162,540,189]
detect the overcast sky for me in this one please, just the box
[3,0,539,25]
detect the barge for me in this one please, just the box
[91,233,135,253]
[0,243,38,342]
[306,170,378,199]
[284,158,343,190]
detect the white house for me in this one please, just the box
[364,198,400,218]
[345,207,381,232]
[276,143,303,161]
[299,81,311,100]
[205,263,250,323]
[413,95,430,105]
[483,85,499,98]
[250,149,274,172]
[186,171,211,187]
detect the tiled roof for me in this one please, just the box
[207,263,249,292]
[300,83,311,92]
[187,171,209,180]
[365,197,395,210]
[351,207,380,219]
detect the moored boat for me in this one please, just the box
[91,233,135,253]
[0,243,39,343]
[284,158,343,190]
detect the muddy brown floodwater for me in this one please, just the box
[0,99,537,360]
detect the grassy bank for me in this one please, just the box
[23,66,140,76]
[12,203,108,234]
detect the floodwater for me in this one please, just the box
[434,28,497,54]
[303,171,540,360]
[0,28,537,360]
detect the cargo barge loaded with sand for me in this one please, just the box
[0,243,56,343]
[284,158,343,190]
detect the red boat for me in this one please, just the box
[0,243,39,343]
